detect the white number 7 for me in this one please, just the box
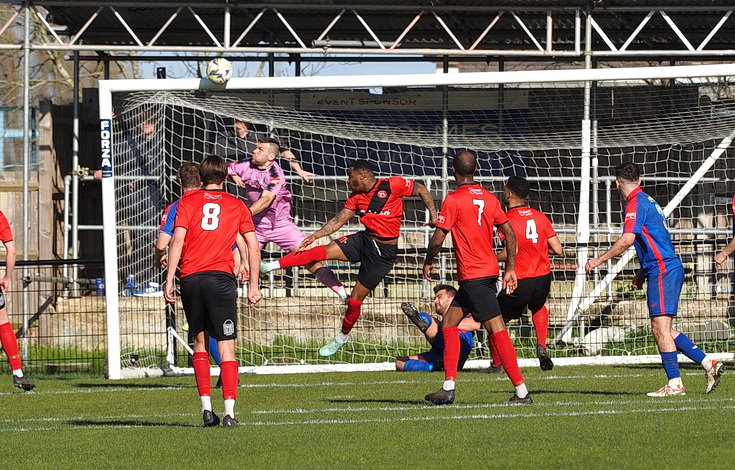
[472,199,485,226]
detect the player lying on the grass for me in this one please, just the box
[396,284,480,372]
[0,210,35,391]
[482,176,563,373]
[586,162,724,397]
[261,159,438,357]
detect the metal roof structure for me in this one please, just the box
[5,1,735,61]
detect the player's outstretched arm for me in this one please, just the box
[297,207,355,251]
[412,182,438,227]
[0,239,15,291]
[715,236,735,266]
[164,227,186,303]
[422,227,448,281]
[243,231,262,306]
[281,150,315,183]
[585,233,635,274]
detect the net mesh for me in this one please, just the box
[109,74,735,370]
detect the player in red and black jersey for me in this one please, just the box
[261,159,438,357]
[164,155,262,428]
[488,176,562,372]
[422,150,531,406]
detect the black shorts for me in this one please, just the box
[456,276,501,323]
[497,274,552,320]
[335,231,398,290]
[180,271,238,341]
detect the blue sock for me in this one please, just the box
[673,333,706,365]
[660,351,680,380]
[209,337,221,365]
[404,359,434,372]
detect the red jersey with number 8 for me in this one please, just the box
[344,176,415,239]
[174,189,255,277]
[499,206,556,279]
[436,183,507,281]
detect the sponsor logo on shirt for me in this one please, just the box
[204,193,223,200]
[518,209,532,216]
[469,188,483,195]
[269,177,281,185]
[437,214,446,224]
[625,212,636,221]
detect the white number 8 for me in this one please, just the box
[201,203,221,230]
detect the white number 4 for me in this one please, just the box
[525,219,539,244]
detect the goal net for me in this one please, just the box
[99,65,735,379]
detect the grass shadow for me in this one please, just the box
[70,419,200,428]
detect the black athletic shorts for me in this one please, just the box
[335,231,398,291]
[497,274,552,320]
[456,276,501,323]
[180,270,238,341]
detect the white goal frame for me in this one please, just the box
[99,63,735,379]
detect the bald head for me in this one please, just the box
[452,151,477,176]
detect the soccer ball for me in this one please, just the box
[206,57,233,85]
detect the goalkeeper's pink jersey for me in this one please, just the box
[228,160,293,227]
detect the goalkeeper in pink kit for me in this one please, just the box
[228,137,348,302]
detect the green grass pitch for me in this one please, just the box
[0,364,733,469]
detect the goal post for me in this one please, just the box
[99,64,735,379]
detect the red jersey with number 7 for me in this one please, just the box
[499,206,556,279]
[174,189,255,277]
[436,183,507,281]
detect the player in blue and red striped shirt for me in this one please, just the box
[586,162,723,396]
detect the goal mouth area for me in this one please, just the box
[99,64,735,378]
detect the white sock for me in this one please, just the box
[224,398,235,418]
[443,380,455,391]
[336,287,348,300]
[668,377,683,389]
[702,357,713,371]
[12,369,23,378]
[515,383,528,398]
[337,331,349,342]
[201,396,212,412]
[266,260,280,272]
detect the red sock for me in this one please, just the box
[532,306,549,348]
[219,360,238,400]
[279,245,327,269]
[341,298,363,334]
[441,326,460,381]
[0,322,21,370]
[488,331,501,368]
[492,329,524,386]
[192,351,211,397]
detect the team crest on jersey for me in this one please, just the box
[377,190,388,198]
[223,319,235,336]
[625,212,636,221]
[204,193,223,200]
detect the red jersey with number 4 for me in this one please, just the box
[174,189,255,277]
[344,176,415,239]
[436,183,507,281]
[0,211,13,243]
[499,206,556,279]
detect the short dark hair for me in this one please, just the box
[200,155,228,185]
[433,284,457,297]
[349,160,374,173]
[178,162,200,189]
[505,175,530,199]
[259,137,281,155]
[615,162,641,183]
[452,150,477,176]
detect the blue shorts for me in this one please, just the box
[418,315,474,371]
[646,264,684,317]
